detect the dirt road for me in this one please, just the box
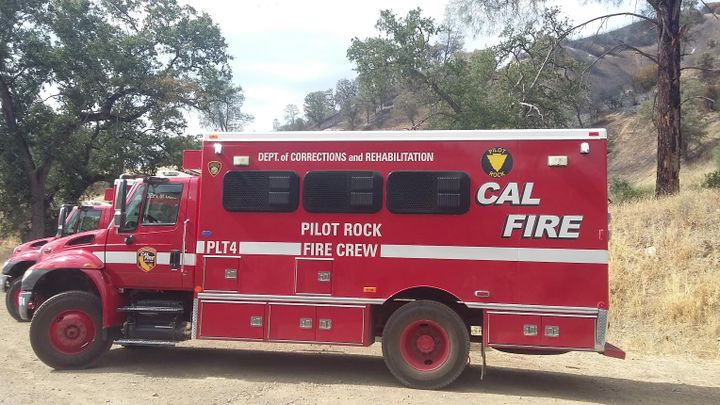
[1,309,718,404]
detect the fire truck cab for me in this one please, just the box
[2,202,113,321]
[20,130,624,389]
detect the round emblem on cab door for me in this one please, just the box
[136,247,158,272]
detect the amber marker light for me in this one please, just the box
[363,286,377,293]
[194,285,203,294]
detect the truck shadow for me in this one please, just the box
[74,346,720,403]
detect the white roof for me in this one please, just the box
[203,129,607,142]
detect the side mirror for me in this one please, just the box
[56,205,72,237]
[114,180,127,229]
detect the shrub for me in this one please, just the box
[610,178,645,202]
[701,171,720,188]
[632,64,658,93]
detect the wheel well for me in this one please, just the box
[8,261,34,278]
[372,287,482,338]
[33,269,100,300]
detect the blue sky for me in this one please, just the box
[182,0,637,132]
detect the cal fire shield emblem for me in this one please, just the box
[136,247,157,272]
[208,161,222,177]
[482,147,513,178]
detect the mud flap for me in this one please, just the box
[601,342,626,359]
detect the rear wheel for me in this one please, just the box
[30,291,112,369]
[5,278,25,322]
[382,300,470,389]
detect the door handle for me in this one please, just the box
[169,249,181,270]
[124,235,135,245]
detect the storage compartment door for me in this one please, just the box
[541,315,596,349]
[199,301,265,340]
[203,257,239,292]
[295,259,333,295]
[316,306,366,344]
[487,313,542,346]
[268,304,316,342]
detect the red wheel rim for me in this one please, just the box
[399,319,450,371]
[13,287,21,311]
[48,310,96,354]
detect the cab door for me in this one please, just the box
[104,181,188,290]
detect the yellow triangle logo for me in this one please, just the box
[487,153,507,172]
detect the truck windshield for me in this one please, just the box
[77,209,102,232]
[121,184,147,231]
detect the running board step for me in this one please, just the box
[118,306,183,313]
[115,339,177,347]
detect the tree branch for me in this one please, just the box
[617,41,660,65]
[569,12,658,34]
[680,66,720,73]
[700,1,719,20]
[681,95,716,106]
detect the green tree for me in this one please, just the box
[348,9,463,118]
[284,104,300,125]
[450,0,718,196]
[0,0,239,238]
[335,78,360,129]
[303,89,334,127]
[347,8,575,130]
[278,104,307,131]
[492,8,588,128]
[199,69,253,132]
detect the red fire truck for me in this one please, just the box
[2,202,113,321]
[19,130,624,389]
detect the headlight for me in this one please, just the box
[13,247,20,254]
[43,246,53,254]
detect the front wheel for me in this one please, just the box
[30,291,112,369]
[5,278,25,322]
[382,300,470,389]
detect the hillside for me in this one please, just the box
[608,187,720,358]
[567,12,720,107]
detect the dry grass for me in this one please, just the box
[0,237,19,262]
[607,187,720,358]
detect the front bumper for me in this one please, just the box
[2,259,14,276]
[18,291,33,321]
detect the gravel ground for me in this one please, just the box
[1,308,719,404]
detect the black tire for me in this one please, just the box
[30,291,112,369]
[5,278,25,322]
[382,300,470,389]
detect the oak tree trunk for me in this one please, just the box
[654,0,682,196]
[29,179,48,240]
